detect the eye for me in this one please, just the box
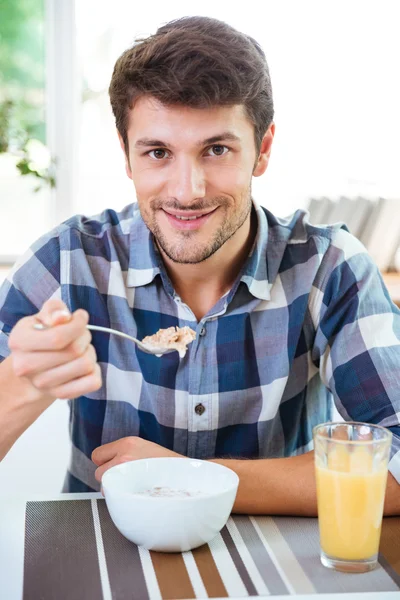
[148,149,170,159]
[206,145,229,157]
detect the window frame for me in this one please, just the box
[0,0,80,266]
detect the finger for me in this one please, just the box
[92,439,125,466]
[12,330,92,378]
[48,363,102,400]
[31,344,97,390]
[37,299,71,327]
[94,455,135,482]
[9,309,89,352]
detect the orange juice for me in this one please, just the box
[316,447,388,560]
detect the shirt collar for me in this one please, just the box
[126,205,161,288]
[238,199,271,301]
[126,200,274,301]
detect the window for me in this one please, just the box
[0,0,52,260]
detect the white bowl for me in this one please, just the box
[102,457,239,552]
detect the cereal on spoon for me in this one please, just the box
[142,326,196,358]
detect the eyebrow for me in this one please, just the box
[134,132,241,149]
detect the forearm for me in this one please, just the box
[0,356,54,461]
[212,451,400,516]
[212,452,317,515]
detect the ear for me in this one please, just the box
[117,130,133,180]
[253,123,275,177]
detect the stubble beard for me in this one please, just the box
[142,191,253,264]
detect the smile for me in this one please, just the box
[162,208,217,230]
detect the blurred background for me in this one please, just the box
[1,0,399,494]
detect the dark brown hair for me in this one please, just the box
[109,16,274,156]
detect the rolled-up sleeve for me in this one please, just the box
[312,228,400,482]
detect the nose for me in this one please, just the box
[166,157,206,205]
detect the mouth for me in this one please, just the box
[162,207,218,230]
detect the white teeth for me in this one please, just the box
[175,215,200,220]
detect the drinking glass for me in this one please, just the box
[314,421,392,573]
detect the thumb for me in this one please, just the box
[38,298,71,327]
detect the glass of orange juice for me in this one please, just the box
[313,422,392,573]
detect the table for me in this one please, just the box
[1,493,399,600]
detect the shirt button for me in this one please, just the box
[195,403,206,416]
[199,327,206,337]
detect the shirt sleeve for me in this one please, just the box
[0,231,61,363]
[312,227,400,483]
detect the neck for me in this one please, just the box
[159,209,257,320]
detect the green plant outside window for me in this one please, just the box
[0,0,55,190]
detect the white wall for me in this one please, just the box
[0,401,70,496]
[75,0,400,219]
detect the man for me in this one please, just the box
[0,16,399,515]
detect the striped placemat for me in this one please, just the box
[23,499,400,599]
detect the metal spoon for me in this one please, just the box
[32,322,179,357]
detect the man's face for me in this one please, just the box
[123,97,268,264]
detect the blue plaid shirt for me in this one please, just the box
[1,201,400,492]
